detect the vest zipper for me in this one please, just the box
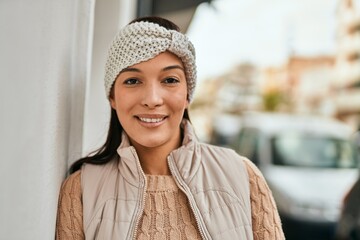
[130,147,147,240]
[167,155,210,240]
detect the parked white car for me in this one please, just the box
[211,112,359,240]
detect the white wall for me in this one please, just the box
[82,0,136,155]
[0,0,136,238]
[0,1,94,239]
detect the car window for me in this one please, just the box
[271,132,358,168]
[237,128,260,165]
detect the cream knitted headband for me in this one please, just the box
[104,21,197,101]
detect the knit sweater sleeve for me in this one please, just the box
[55,170,84,240]
[243,159,285,240]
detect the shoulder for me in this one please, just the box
[81,158,118,175]
[60,170,82,196]
[242,158,265,179]
[197,142,243,160]
[81,159,119,188]
[242,158,270,190]
[196,142,268,184]
[195,142,250,176]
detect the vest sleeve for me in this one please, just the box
[243,159,285,240]
[55,170,84,240]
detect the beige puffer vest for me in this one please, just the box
[81,121,253,240]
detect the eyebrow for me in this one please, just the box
[120,65,184,74]
[162,65,184,72]
[120,67,141,73]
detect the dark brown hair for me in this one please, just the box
[69,16,190,173]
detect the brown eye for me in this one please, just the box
[123,78,140,85]
[163,77,180,84]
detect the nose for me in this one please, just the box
[141,82,163,108]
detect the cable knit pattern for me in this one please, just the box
[55,171,84,240]
[55,160,284,240]
[243,159,285,240]
[136,175,202,240]
[104,21,197,101]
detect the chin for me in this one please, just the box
[133,137,169,149]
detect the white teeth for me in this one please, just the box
[139,117,164,123]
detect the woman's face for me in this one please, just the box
[110,51,189,151]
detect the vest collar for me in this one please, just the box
[115,120,200,187]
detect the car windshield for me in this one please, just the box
[271,133,358,168]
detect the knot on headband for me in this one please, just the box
[104,21,197,101]
[169,31,188,57]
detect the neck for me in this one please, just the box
[137,148,171,175]
[132,130,183,176]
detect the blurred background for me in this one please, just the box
[0,0,359,239]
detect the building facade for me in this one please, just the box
[333,0,360,129]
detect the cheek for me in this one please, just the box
[172,85,188,101]
[113,88,135,107]
[169,91,188,110]
[111,94,134,120]
[115,105,134,130]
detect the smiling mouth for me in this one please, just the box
[137,116,166,123]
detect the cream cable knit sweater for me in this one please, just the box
[55,159,284,240]
[137,175,202,239]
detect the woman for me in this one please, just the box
[56,16,284,240]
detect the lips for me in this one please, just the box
[138,117,165,123]
[135,114,167,124]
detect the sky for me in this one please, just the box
[187,0,345,83]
